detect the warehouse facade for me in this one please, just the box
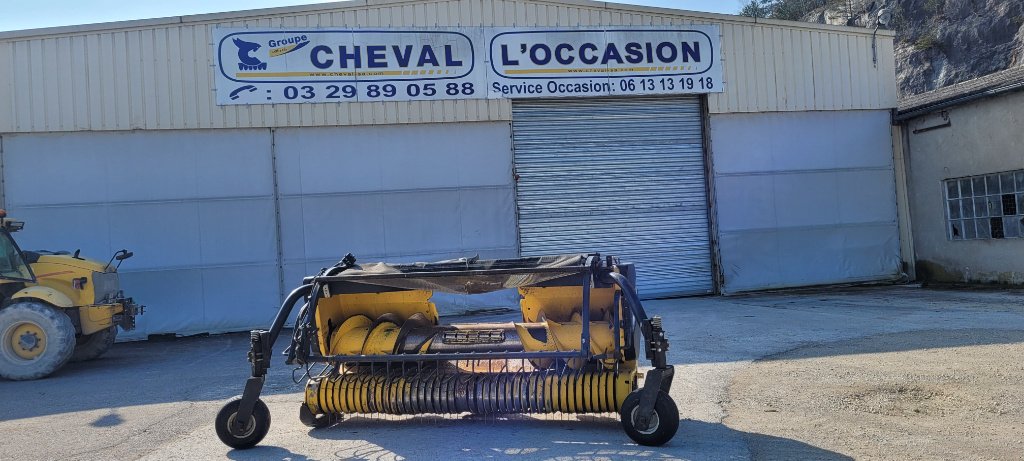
[0,0,901,339]
[896,66,1024,284]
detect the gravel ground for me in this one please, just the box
[1,285,1023,460]
[725,329,1024,460]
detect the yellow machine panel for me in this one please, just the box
[314,290,438,355]
[519,286,618,322]
[0,216,142,381]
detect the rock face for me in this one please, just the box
[802,0,1024,97]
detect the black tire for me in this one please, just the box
[71,326,117,362]
[215,397,271,450]
[0,301,76,381]
[298,404,338,428]
[619,390,680,447]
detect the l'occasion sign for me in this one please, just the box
[214,26,722,105]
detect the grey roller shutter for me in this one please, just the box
[512,97,713,298]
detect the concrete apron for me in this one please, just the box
[2,285,1023,460]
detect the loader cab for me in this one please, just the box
[0,215,33,283]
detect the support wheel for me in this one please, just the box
[620,390,679,446]
[0,301,76,380]
[71,326,117,362]
[299,404,338,428]
[215,396,271,449]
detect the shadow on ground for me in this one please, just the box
[0,332,304,421]
[757,328,1024,362]
[224,417,851,461]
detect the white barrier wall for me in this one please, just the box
[274,121,519,309]
[711,110,902,293]
[3,121,519,338]
[4,129,279,338]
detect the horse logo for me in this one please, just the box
[233,38,267,71]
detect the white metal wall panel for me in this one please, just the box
[273,121,519,309]
[711,110,901,293]
[0,42,11,131]
[512,96,713,298]
[0,0,897,134]
[1,130,279,339]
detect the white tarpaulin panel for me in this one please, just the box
[2,130,279,339]
[711,110,902,293]
[512,96,714,298]
[1,122,521,338]
[213,26,723,104]
[274,122,520,310]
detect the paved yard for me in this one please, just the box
[2,285,1023,460]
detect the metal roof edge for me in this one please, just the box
[0,0,896,41]
[896,81,1024,121]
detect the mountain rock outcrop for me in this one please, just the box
[802,0,1024,97]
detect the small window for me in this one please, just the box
[959,178,973,196]
[974,197,988,217]
[946,181,960,199]
[987,196,1003,217]
[1004,217,1021,239]
[962,220,978,239]
[1003,194,1018,216]
[972,177,987,196]
[1002,173,1016,193]
[945,169,1024,241]
[986,175,1001,195]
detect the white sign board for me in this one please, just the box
[214,26,722,105]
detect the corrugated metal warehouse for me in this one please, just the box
[0,0,903,339]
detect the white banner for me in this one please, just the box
[214,26,722,105]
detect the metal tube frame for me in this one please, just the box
[309,265,588,283]
[232,254,673,431]
[231,283,312,432]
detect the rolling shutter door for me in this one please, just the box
[512,97,713,298]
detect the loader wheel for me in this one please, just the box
[299,404,338,428]
[0,301,76,380]
[71,326,117,362]
[216,397,271,449]
[620,390,679,447]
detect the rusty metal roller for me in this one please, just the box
[306,370,635,416]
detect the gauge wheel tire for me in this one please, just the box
[619,389,680,447]
[216,396,271,450]
[0,301,76,381]
[299,404,338,429]
[71,326,117,362]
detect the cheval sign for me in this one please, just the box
[214,26,722,105]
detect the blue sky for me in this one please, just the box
[0,1,743,32]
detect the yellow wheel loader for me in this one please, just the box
[0,212,143,380]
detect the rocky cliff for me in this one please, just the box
[802,0,1024,97]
